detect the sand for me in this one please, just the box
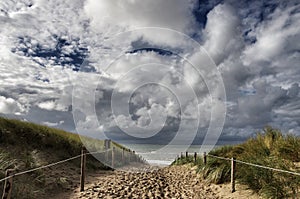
[60,164,260,199]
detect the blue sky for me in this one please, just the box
[0,0,299,146]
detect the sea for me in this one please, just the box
[122,144,222,166]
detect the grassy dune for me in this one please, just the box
[0,117,128,198]
[173,126,300,198]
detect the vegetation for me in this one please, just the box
[0,117,134,198]
[172,126,300,198]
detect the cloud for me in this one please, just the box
[1,0,300,144]
[0,96,24,115]
[42,120,64,127]
[84,0,197,33]
[37,100,68,111]
[197,1,300,137]
[203,3,241,65]
[84,0,200,49]
[242,4,300,64]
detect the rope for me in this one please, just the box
[206,154,300,176]
[234,159,300,176]
[0,149,112,183]
[206,154,232,161]
[88,150,111,155]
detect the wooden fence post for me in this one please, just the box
[80,147,86,192]
[1,169,14,199]
[186,151,188,159]
[105,139,111,162]
[111,147,115,168]
[107,139,111,148]
[194,152,197,163]
[105,139,108,161]
[133,151,136,162]
[231,157,236,193]
[122,148,125,164]
[203,152,207,165]
[128,150,131,162]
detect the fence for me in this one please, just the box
[0,139,146,199]
[176,151,300,193]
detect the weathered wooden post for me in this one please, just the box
[122,148,125,164]
[231,157,236,193]
[111,147,115,168]
[186,151,188,159]
[1,169,14,199]
[105,139,108,161]
[80,147,87,192]
[203,152,207,165]
[128,150,131,162]
[194,152,197,163]
[105,139,111,162]
[133,151,136,162]
[107,139,110,146]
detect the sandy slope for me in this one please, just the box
[59,164,260,199]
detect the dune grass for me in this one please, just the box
[173,126,300,198]
[0,116,140,198]
[0,116,95,155]
[0,117,126,155]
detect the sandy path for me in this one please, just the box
[64,165,259,199]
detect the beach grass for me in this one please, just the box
[173,126,300,198]
[0,116,135,198]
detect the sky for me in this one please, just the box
[0,0,300,147]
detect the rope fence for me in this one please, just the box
[177,151,300,193]
[1,139,146,199]
[206,154,300,176]
[0,150,110,183]
[206,154,231,161]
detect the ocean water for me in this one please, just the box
[122,144,220,166]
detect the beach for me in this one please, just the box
[62,164,259,199]
[121,144,225,165]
